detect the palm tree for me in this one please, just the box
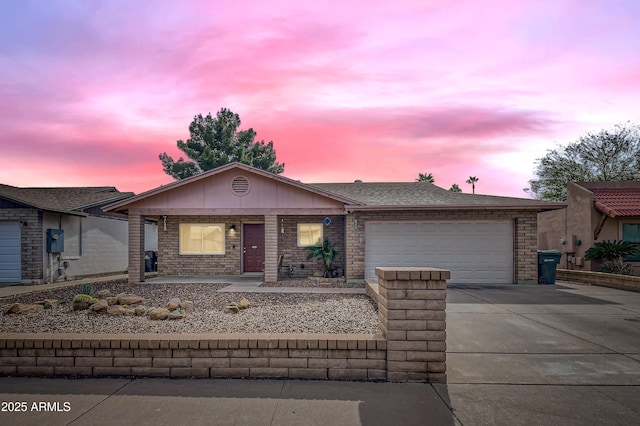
[449,183,462,192]
[416,172,435,183]
[466,176,479,194]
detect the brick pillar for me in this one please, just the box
[128,213,145,284]
[264,215,278,283]
[376,267,448,383]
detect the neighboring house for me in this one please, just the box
[0,185,158,285]
[105,162,562,285]
[538,181,640,273]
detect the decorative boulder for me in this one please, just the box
[168,309,186,320]
[124,308,136,317]
[134,305,147,316]
[116,293,143,305]
[167,298,181,311]
[5,303,24,314]
[89,300,109,314]
[97,289,112,298]
[149,308,170,320]
[43,299,58,309]
[4,303,44,314]
[224,304,240,314]
[180,301,195,310]
[238,298,250,309]
[107,305,127,316]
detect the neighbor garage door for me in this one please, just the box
[365,220,513,284]
[0,222,21,283]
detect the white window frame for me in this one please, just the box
[179,223,225,255]
[297,223,323,247]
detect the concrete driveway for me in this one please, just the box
[0,280,638,425]
[441,281,640,425]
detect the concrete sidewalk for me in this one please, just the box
[1,281,639,425]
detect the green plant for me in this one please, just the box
[306,239,341,278]
[79,284,93,295]
[600,261,635,275]
[71,294,99,311]
[585,240,640,275]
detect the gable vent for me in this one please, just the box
[231,176,250,196]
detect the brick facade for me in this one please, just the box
[345,209,539,283]
[155,214,347,279]
[277,215,345,278]
[157,215,263,276]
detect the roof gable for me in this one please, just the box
[105,163,360,214]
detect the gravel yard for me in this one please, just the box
[0,279,379,334]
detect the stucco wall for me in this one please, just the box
[538,208,568,268]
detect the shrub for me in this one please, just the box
[600,261,635,275]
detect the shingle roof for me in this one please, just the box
[310,182,561,209]
[0,184,133,214]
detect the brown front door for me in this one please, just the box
[243,224,265,272]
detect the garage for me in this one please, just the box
[0,221,21,283]
[365,220,513,283]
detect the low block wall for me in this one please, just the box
[0,267,449,383]
[0,333,386,380]
[557,269,640,293]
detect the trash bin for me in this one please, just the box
[144,251,156,272]
[537,250,562,284]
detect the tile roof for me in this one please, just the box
[310,182,561,209]
[0,184,133,214]
[591,188,640,217]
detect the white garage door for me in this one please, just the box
[0,222,21,283]
[365,220,513,284]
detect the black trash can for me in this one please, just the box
[144,251,156,272]
[537,250,562,284]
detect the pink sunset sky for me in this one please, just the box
[1,0,639,197]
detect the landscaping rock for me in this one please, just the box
[168,309,186,320]
[180,300,195,310]
[5,303,23,314]
[4,303,44,314]
[116,293,143,305]
[107,305,127,315]
[149,308,170,320]
[89,300,108,314]
[224,304,239,313]
[238,298,250,309]
[167,297,181,310]
[97,289,112,298]
[34,299,58,309]
[106,297,117,306]
[124,308,136,317]
[134,305,147,316]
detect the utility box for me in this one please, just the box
[46,229,64,253]
[537,250,562,284]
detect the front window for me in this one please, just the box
[297,223,323,247]
[622,223,640,261]
[180,224,225,255]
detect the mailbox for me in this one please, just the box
[46,229,64,253]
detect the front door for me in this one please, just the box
[243,224,265,273]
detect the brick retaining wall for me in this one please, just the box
[557,269,640,293]
[1,267,448,383]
